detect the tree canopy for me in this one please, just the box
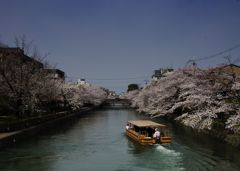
[127,84,139,92]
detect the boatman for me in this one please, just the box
[126,123,130,130]
[153,128,161,143]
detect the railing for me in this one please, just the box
[102,98,131,108]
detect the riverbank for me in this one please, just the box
[0,107,93,148]
[127,106,240,148]
[122,67,240,148]
[127,105,240,148]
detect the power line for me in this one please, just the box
[186,43,240,66]
[66,76,150,81]
[68,44,240,81]
[196,43,240,61]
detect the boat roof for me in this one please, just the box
[127,120,166,128]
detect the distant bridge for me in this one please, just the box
[102,98,131,108]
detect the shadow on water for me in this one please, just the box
[126,135,150,155]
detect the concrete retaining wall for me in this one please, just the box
[0,108,92,148]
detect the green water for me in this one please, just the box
[0,108,240,171]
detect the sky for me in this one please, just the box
[1,0,240,93]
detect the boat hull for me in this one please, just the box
[126,129,171,145]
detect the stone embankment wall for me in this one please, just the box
[0,108,91,148]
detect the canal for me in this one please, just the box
[0,108,240,171]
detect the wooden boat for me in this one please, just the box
[125,120,172,145]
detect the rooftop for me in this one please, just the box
[128,120,166,128]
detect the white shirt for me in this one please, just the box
[153,131,160,138]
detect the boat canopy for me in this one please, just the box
[128,120,166,128]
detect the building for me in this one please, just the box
[219,64,240,75]
[77,78,90,87]
[0,47,44,69]
[152,68,174,80]
[44,69,65,80]
[0,47,66,81]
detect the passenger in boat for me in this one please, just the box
[147,127,154,137]
[153,128,161,143]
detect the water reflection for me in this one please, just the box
[126,137,150,155]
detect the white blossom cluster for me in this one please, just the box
[62,83,108,110]
[226,111,240,133]
[124,67,240,133]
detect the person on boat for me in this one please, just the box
[126,124,130,130]
[153,128,161,143]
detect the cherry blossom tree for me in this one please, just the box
[0,36,109,118]
[123,67,240,134]
[61,83,108,111]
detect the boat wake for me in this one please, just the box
[156,145,181,157]
[154,145,185,170]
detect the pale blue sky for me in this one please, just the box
[1,0,240,92]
